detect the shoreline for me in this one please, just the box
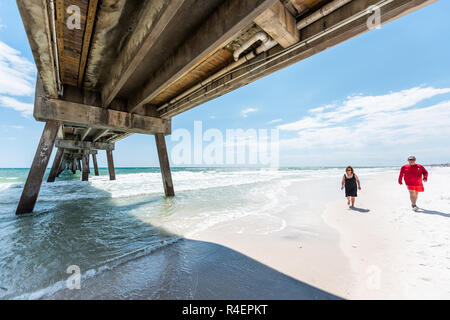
[8,168,449,300]
[187,177,355,298]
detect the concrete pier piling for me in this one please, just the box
[16,121,60,215]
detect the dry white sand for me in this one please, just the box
[189,167,450,299]
[323,167,450,299]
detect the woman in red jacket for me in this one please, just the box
[398,156,428,211]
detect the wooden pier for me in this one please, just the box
[16,0,435,214]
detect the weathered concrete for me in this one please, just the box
[16,120,60,214]
[81,128,92,141]
[101,0,186,107]
[82,149,90,181]
[92,154,99,176]
[254,0,300,48]
[92,129,109,142]
[47,147,65,183]
[55,140,115,151]
[82,0,128,89]
[106,150,116,181]
[155,133,174,197]
[34,97,171,135]
[159,0,437,118]
[128,0,279,112]
[16,0,58,98]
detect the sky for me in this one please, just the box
[0,0,449,168]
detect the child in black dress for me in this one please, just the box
[341,166,361,208]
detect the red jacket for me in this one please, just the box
[398,164,428,186]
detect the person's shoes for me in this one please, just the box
[412,204,419,211]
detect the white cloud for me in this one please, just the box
[277,116,328,131]
[278,87,450,151]
[267,118,282,124]
[0,96,33,117]
[10,125,24,129]
[0,41,36,118]
[0,41,35,97]
[240,107,258,118]
[309,104,335,114]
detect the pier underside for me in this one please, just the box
[15,0,436,214]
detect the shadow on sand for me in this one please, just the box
[0,177,342,300]
[349,207,370,213]
[417,208,450,218]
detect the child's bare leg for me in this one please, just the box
[347,197,351,205]
[351,197,355,207]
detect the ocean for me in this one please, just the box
[0,166,397,299]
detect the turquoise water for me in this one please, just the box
[0,166,396,299]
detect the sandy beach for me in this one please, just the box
[190,167,450,299]
[32,166,449,300]
[198,167,450,299]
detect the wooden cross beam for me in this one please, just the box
[34,96,171,135]
[55,139,114,151]
[63,149,98,155]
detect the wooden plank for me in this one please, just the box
[82,149,90,181]
[55,139,114,151]
[128,0,279,112]
[16,120,60,214]
[155,133,174,197]
[81,127,92,141]
[34,97,172,135]
[107,132,134,143]
[47,147,65,182]
[92,153,99,176]
[92,129,109,142]
[160,0,437,118]
[55,0,65,85]
[16,0,58,98]
[78,0,98,87]
[101,0,187,107]
[254,0,300,48]
[64,149,98,155]
[106,150,116,181]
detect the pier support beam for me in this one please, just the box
[47,148,65,182]
[72,159,77,174]
[155,133,174,197]
[16,120,60,214]
[106,150,116,181]
[92,154,99,176]
[82,149,90,181]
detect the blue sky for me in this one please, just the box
[1,0,449,168]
